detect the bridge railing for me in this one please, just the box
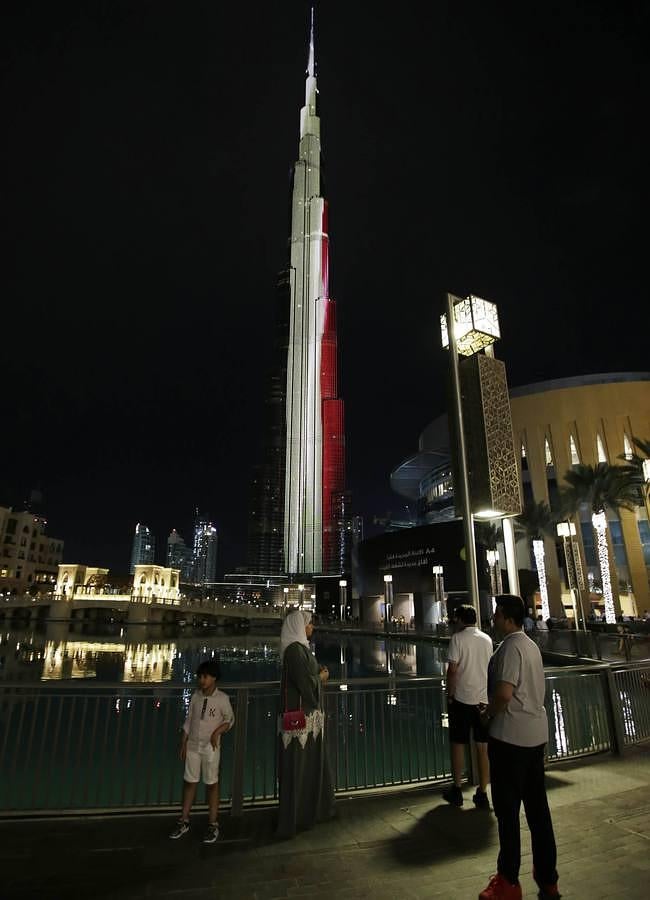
[0,661,648,817]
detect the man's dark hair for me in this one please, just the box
[453,604,477,626]
[196,659,221,680]
[494,594,525,627]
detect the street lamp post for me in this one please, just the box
[557,522,587,631]
[432,565,445,631]
[338,579,348,623]
[486,550,503,596]
[443,292,481,622]
[383,574,393,632]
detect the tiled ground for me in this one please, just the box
[2,748,649,899]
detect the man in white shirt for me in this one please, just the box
[443,604,493,809]
[478,595,559,900]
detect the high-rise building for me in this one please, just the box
[246,270,290,575]
[166,529,193,583]
[130,523,155,574]
[192,512,218,585]
[283,13,346,575]
[0,505,64,593]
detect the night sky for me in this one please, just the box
[1,2,647,575]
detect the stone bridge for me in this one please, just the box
[0,592,284,625]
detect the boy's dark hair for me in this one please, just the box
[453,604,477,626]
[196,659,221,680]
[494,594,526,627]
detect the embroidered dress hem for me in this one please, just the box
[278,709,325,748]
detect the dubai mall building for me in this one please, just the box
[390,372,650,618]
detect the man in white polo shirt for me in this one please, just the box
[478,594,559,900]
[443,603,493,809]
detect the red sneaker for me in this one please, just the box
[479,874,523,900]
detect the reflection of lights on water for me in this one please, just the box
[441,713,449,728]
[619,689,636,739]
[387,694,398,706]
[551,688,568,755]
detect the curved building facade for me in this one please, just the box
[391,373,650,616]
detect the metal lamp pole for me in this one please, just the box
[445,292,481,623]
[557,522,587,632]
[338,579,348,623]
[383,574,393,632]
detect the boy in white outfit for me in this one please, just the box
[169,659,234,843]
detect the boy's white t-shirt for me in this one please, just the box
[183,687,235,747]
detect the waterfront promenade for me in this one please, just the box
[4,747,649,899]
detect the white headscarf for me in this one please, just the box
[279,609,312,661]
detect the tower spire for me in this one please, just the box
[307,6,315,77]
[301,6,318,135]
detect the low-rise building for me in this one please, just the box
[0,506,64,594]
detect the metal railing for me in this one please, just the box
[0,661,649,817]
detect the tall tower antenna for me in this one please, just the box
[307,6,315,77]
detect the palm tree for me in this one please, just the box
[515,500,556,620]
[561,463,639,624]
[620,436,650,505]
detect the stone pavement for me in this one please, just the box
[3,748,650,899]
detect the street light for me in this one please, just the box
[283,586,289,615]
[338,579,347,623]
[440,293,521,608]
[383,574,393,631]
[432,565,445,603]
[557,522,587,631]
[486,550,503,596]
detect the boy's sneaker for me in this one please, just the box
[472,789,490,810]
[169,819,190,840]
[202,822,219,844]
[478,874,522,899]
[442,784,463,807]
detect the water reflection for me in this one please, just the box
[0,623,448,684]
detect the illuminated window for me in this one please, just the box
[623,433,634,460]
[597,434,608,463]
[544,437,554,468]
[569,435,580,466]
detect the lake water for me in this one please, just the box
[0,621,449,684]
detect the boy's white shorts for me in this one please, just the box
[184,742,221,785]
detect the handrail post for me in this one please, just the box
[602,666,625,755]
[230,687,249,817]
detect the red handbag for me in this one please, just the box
[282,668,306,731]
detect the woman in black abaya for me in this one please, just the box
[276,610,335,838]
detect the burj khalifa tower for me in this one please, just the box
[284,12,345,576]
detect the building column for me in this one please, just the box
[619,509,649,614]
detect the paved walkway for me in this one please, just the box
[3,748,650,899]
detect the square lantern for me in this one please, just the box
[441,294,501,356]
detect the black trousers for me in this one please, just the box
[488,737,558,886]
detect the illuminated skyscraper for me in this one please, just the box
[130,523,155,574]
[284,12,345,575]
[166,529,193,582]
[192,512,218,585]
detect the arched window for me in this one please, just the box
[544,437,554,468]
[597,434,608,463]
[569,435,580,466]
[623,433,634,460]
